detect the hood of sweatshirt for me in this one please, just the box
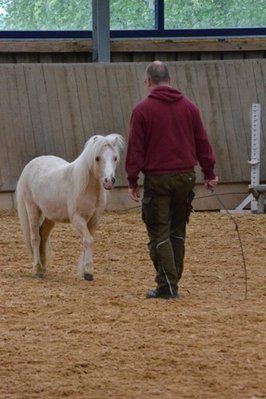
[148,86,184,103]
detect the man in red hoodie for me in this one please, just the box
[126,61,218,299]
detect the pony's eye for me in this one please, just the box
[114,156,117,161]
[95,156,100,162]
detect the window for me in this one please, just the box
[0,0,265,38]
[110,0,155,30]
[164,0,266,30]
[0,0,92,30]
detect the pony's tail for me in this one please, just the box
[16,182,32,255]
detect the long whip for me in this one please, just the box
[208,188,248,300]
[121,189,249,300]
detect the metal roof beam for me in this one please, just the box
[92,0,110,62]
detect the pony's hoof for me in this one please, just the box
[34,272,44,279]
[84,273,93,281]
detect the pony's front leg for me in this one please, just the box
[71,215,94,281]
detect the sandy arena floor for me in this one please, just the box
[0,209,265,399]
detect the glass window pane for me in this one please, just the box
[0,0,92,30]
[110,0,155,30]
[165,0,266,29]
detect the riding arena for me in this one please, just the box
[0,57,265,398]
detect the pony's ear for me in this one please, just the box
[93,135,100,143]
[107,134,125,150]
[84,135,102,147]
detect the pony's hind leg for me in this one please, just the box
[26,203,45,278]
[40,218,55,271]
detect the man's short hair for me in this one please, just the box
[145,61,170,84]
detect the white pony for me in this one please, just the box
[16,133,124,280]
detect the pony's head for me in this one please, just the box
[87,134,124,190]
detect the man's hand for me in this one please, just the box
[204,175,219,189]
[128,187,140,202]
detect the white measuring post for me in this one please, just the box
[234,103,261,212]
[248,103,261,212]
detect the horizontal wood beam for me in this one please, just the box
[0,39,92,53]
[111,38,266,53]
[0,37,265,53]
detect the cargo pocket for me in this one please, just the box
[186,190,195,223]
[181,172,196,190]
[141,196,153,226]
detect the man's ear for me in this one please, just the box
[147,78,153,88]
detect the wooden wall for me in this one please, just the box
[0,38,265,63]
[0,60,266,193]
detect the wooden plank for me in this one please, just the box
[216,62,245,179]
[200,52,222,61]
[41,64,68,158]
[5,66,32,182]
[22,65,48,155]
[155,52,177,61]
[177,53,199,61]
[224,61,250,180]
[131,62,147,103]
[223,52,245,60]
[0,38,265,54]
[133,53,153,62]
[39,54,54,63]
[94,64,115,132]
[0,68,13,190]
[0,65,36,190]
[84,64,105,134]
[114,64,139,132]
[178,62,198,103]
[14,65,37,164]
[110,38,266,53]
[31,64,56,155]
[167,61,188,92]
[214,62,245,180]
[0,52,264,64]
[105,64,128,135]
[245,52,264,59]
[0,40,91,53]
[195,62,232,181]
[71,64,95,142]
[15,54,39,63]
[63,64,87,152]
[0,54,16,62]
[51,65,79,160]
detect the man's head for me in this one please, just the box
[144,60,170,91]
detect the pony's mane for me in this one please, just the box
[72,134,124,194]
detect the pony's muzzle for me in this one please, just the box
[103,177,115,190]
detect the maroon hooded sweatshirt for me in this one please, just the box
[125,86,216,188]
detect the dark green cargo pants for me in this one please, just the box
[142,172,196,295]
